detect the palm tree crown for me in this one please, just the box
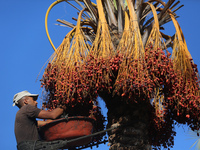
[41,0,200,149]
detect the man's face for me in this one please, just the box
[26,96,38,107]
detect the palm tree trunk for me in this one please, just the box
[99,93,152,150]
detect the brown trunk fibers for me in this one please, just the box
[99,92,152,150]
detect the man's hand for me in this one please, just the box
[57,104,66,111]
[38,107,65,120]
[38,120,53,127]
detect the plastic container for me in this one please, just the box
[39,116,95,148]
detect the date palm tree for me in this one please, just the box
[41,0,200,149]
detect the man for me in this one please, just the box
[13,90,68,150]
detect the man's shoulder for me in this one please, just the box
[22,104,40,109]
[18,105,42,118]
[19,105,41,113]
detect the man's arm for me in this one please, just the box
[37,107,64,120]
[38,120,53,127]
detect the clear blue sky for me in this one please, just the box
[0,0,200,149]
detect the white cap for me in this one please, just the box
[13,90,39,106]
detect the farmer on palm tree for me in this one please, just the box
[13,90,68,150]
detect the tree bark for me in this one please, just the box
[99,93,152,150]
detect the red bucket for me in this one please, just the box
[39,116,95,148]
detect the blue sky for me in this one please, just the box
[0,0,200,149]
